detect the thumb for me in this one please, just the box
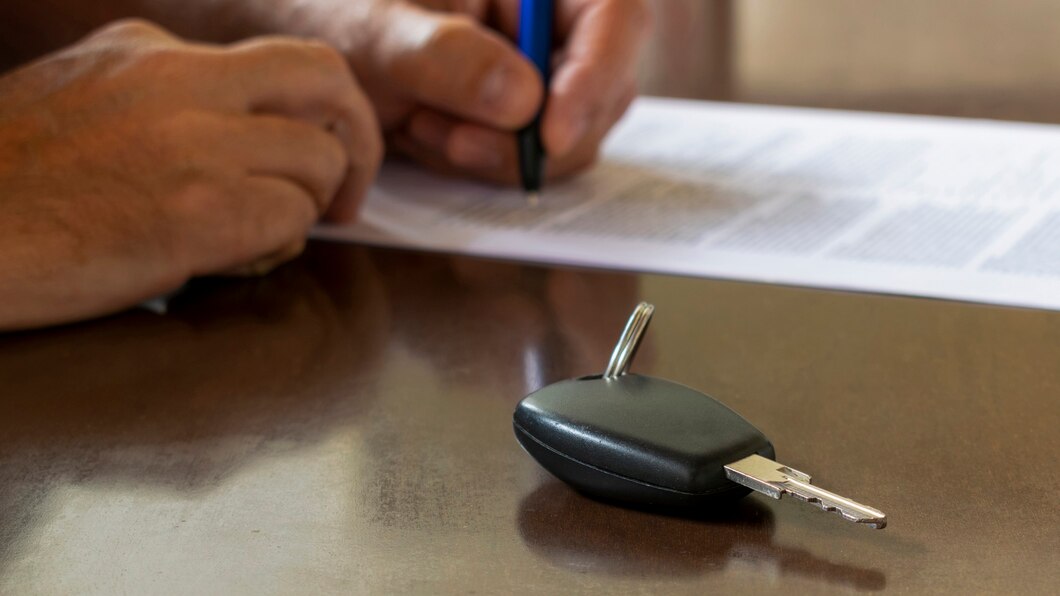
[372,3,544,130]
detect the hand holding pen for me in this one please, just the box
[379,0,651,187]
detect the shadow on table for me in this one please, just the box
[518,481,886,591]
[0,243,391,570]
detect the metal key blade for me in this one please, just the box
[724,454,887,529]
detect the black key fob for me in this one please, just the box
[514,373,775,507]
[513,303,775,508]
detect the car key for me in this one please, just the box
[512,302,887,528]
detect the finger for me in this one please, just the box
[186,175,318,275]
[220,37,357,111]
[372,3,543,129]
[407,109,510,170]
[542,0,651,155]
[392,129,514,185]
[541,78,639,177]
[396,126,600,187]
[537,77,638,174]
[208,113,349,215]
[395,111,603,186]
[401,82,632,185]
[323,115,382,223]
[218,37,384,221]
[222,239,306,277]
[544,75,637,162]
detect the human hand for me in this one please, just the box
[275,0,649,185]
[0,20,382,330]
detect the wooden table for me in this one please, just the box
[2,2,1059,593]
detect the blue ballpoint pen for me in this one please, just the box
[517,0,552,198]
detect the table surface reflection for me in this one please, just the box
[1,243,1057,593]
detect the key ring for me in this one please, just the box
[603,302,654,380]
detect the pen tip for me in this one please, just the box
[527,191,540,207]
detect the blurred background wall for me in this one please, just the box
[640,0,1060,122]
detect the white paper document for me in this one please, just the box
[315,97,1060,310]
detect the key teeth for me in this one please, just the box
[781,491,887,529]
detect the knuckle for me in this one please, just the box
[130,46,191,73]
[423,15,479,55]
[237,198,303,261]
[302,39,348,70]
[262,37,348,71]
[163,179,227,268]
[168,169,228,219]
[152,110,209,158]
[247,37,354,89]
[98,18,166,40]
[233,35,302,62]
[248,187,315,247]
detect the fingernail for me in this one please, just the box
[409,113,450,150]
[449,130,503,169]
[478,66,511,111]
[558,111,590,155]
